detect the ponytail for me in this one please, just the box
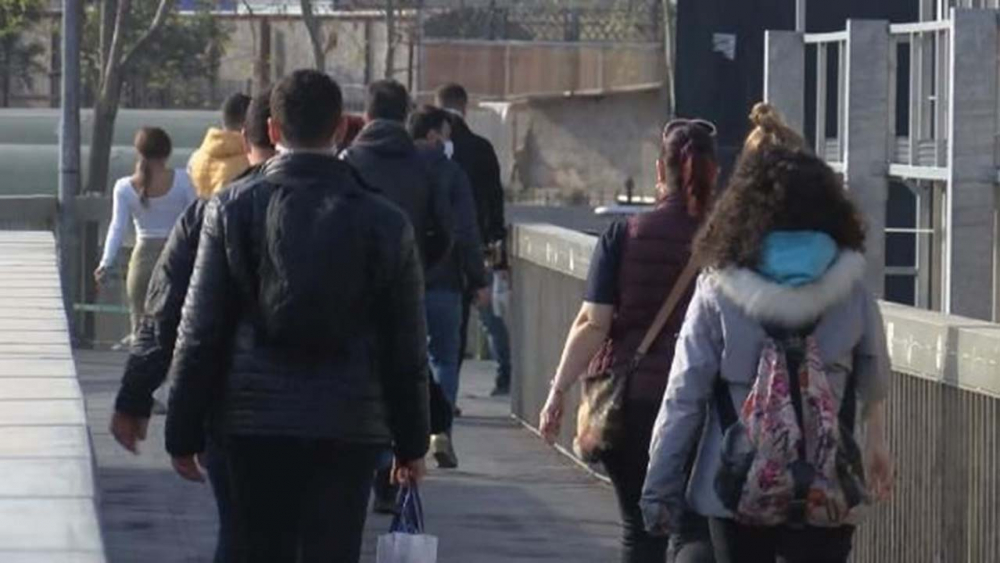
[135,159,152,207]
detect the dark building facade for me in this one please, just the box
[675,0,918,168]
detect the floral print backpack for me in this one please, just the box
[714,329,870,527]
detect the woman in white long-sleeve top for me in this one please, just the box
[641,105,894,563]
[94,127,196,333]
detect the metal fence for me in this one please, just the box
[420,39,662,99]
[423,3,661,43]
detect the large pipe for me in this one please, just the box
[58,0,82,337]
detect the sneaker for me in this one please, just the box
[372,468,399,515]
[431,433,458,469]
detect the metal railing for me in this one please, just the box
[805,31,847,169]
[889,20,952,175]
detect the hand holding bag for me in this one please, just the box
[574,261,699,463]
[377,486,439,563]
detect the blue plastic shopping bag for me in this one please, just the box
[376,486,438,563]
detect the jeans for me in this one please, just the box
[602,403,714,563]
[708,518,854,563]
[225,436,381,563]
[203,436,238,563]
[458,276,512,389]
[426,290,464,406]
[477,298,511,388]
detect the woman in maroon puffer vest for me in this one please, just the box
[539,119,719,563]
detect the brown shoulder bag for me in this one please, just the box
[573,261,700,463]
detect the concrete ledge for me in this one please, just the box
[0,232,106,561]
[512,222,1000,397]
[512,223,598,281]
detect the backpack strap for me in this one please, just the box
[713,377,739,431]
[838,362,858,432]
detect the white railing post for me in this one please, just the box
[844,20,892,295]
[945,8,999,320]
[764,30,805,134]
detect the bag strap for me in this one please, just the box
[714,377,739,431]
[838,364,858,432]
[390,485,426,534]
[631,260,700,368]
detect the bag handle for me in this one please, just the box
[390,485,426,534]
[632,260,700,367]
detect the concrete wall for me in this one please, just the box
[0,231,106,560]
[506,89,665,205]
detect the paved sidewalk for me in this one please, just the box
[77,350,620,562]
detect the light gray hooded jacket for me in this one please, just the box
[640,250,890,529]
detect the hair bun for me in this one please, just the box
[743,101,808,153]
[749,102,785,133]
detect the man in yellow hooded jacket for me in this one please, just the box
[187,93,252,198]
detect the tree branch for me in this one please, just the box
[120,0,176,70]
[299,0,326,71]
[100,0,131,91]
[98,0,117,73]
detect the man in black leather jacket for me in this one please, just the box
[110,90,276,563]
[342,79,453,270]
[164,70,430,563]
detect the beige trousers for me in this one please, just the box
[126,238,167,335]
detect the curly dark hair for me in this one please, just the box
[693,145,867,270]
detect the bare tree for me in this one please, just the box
[299,0,326,71]
[86,0,175,193]
[383,0,396,79]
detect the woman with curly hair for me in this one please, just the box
[641,105,894,563]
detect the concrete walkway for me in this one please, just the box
[77,350,620,562]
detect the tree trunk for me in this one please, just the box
[86,75,123,194]
[384,0,396,79]
[299,0,326,71]
[660,0,676,115]
[254,18,272,91]
[86,0,174,194]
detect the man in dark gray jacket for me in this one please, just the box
[343,78,454,511]
[165,70,429,563]
[342,79,452,270]
[409,105,490,469]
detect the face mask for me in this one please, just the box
[443,140,455,160]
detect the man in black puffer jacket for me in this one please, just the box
[342,79,452,270]
[111,90,275,563]
[165,70,430,563]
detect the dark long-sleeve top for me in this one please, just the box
[419,146,489,293]
[114,165,265,419]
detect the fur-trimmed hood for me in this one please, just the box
[710,251,867,328]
